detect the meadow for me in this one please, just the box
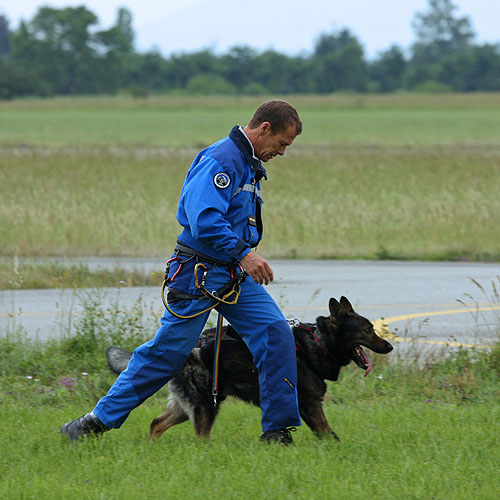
[1,94,500,499]
[1,93,500,266]
[1,293,499,500]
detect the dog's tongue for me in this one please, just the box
[357,346,373,377]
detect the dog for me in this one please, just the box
[106,296,393,441]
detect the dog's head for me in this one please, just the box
[318,296,393,376]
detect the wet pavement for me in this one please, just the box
[1,259,499,356]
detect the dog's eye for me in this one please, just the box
[364,327,372,333]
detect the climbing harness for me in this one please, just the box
[161,251,247,320]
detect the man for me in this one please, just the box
[61,99,303,445]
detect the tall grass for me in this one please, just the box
[2,94,499,261]
[0,95,498,265]
[1,144,499,260]
[264,145,500,260]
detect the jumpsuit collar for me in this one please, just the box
[229,125,267,182]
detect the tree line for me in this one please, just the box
[1,0,499,99]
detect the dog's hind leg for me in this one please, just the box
[149,398,189,440]
[300,402,340,441]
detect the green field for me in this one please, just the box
[1,94,500,499]
[1,93,499,263]
[2,93,500,146]
[1,294,499,500]
[1,399,498,500]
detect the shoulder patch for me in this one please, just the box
[213,172,231,189]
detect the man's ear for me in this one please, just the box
[259,121,272,134]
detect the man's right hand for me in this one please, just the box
[240,252,274,285]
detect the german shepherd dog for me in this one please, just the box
[106,296,393,441]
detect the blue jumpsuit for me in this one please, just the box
[92,126,302,433]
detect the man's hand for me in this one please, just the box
[240,252,274,285]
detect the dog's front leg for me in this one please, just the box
[193,406,218,438]
[299,402,340,441]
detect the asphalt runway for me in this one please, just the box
[1,259,499,358]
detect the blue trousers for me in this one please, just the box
[93,257,301,432]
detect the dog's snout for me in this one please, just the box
[373,337,393,354]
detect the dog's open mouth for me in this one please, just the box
[352,345,373,377]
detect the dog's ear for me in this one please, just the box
[329,298,346,320]
[339,296,354,313]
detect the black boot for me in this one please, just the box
[60,412,111,441]
[260,427,296,445]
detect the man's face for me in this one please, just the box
[253,123,298,163]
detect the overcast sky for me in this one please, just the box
[2,0,499,59]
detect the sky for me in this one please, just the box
[2,0,499,59]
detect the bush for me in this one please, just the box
[242,82,269,96]
[412,80,454,94]
[186,73,237,95]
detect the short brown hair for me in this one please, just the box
[248,100,302,135]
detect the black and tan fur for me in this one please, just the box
[106,296,393,440]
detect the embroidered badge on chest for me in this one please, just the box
[213,172,231,189]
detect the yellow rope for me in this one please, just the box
[161,262,243,319]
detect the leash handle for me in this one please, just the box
[212,312,224,406]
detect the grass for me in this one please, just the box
[1,283,499,499]
[0,260,163,290]
[1,144,498,263]
[1,334,499,499]
[2,93,500,147]
[1,93,499,498]
[1,93,500,265]
[1,400,499,499]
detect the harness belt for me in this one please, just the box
[175,241,233,267]
[161,243,248,318]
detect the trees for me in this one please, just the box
[408,0,479,90]
[186,74,237,95]
[94,8,136,92]
[466,44,500,91]
[7,6,138,96]
[370,45,407,92]
[0,15,9,57]
[218,46,258,92]
[412,0,475,61]
[2,1,500,98]
[311,29,368,92]
[9,6,99,94]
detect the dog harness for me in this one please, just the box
[288,320,328,353]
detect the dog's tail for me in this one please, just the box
[106,346,133,375]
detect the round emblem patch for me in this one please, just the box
[213,172,231,189]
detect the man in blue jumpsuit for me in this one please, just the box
[61,100,303,445]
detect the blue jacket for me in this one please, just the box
[176,126,267,263]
